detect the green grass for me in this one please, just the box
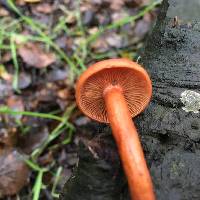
[1,0,161,84]
[0,105,75,158]
[32,170,45,200]
[7,0,79,80]
[31,104,75,160]
[0,106,65,122]
[51,166,63,198]
[0,1,161,199]
[85,1,161,45]
[10,33,21,92]
[0,105,75,200]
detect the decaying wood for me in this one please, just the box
[138,0,200,199]
[60,131,129,200]
[61,0,200,199]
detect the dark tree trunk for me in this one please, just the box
[59,129,130,200]
[61,0,200,199]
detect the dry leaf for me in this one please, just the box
[24,0,41,2]
[134,13,152,39]
[0,128,17,148]
[125,0,150,7]
[1,52,12,63]
[0,65,13,82]
[109,0,124,10]
[35,3,54,14]
[18,42,56,68]
[18,72,32,89]
[18,127,49,154]
[57,88,70,100]
[74,116,91,126]
[0,7,9,17]
[7,96,24,121]
[16,0,40,4]
[38,151,53,166]
[91,36,109,53]
[0,149,29,197]
[105,32,123,48]
[90,0,124,10]
[0,82,12,99]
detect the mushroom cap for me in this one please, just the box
[76,58,152,123]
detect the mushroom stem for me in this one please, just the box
[104,86,155,200]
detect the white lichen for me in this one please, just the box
[180,90,200,113]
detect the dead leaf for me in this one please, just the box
[111,11,128,23]
[47,68,68,82]
[18,42,56,68]
[134,13,152,39]
[91,35,109,53]
[88,27,99,35]
[38,151,53,166]
[0,65,13,82]
[74,116,91,126]
[24,0,41,3]
[35,3,54,14]
[0,149,29,197]
[0,7,9,17]
[18,127,49,154]
[82,10,98,26]
[66,12,77,24]
[109,0,124,10]
[7,96,24,121]
[0,128,17,148]
[1,52,12,63]
[57,88,70,100]
[18,72,32,89]
[90,0,124,10]
[125,0,149,7]
[0,82,12,99]
[16,0,26,6]
[105,32,123,48]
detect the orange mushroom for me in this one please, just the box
[76,58,155,200]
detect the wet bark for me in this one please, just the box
[59,128,129,200]
[61,0,200,199]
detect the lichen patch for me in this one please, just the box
[180,90,200,113]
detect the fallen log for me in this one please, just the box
[138,0,200,199]
[59,131,129,200]
[61,0,200,199]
